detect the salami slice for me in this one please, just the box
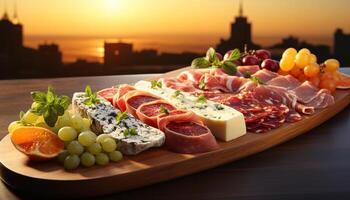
[97,87,118,103]
[136,100,176,128]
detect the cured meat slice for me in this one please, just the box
[201,73,231,92]
[97,87,118,103]
[252,69,279,83]
[160,77,202,93]
[291,81,333,104]
[158,110,218,154]
[237,65,260,76]
[177,69,209,83]
[267,75,301,90]
[124,91,159,117]
[113,84,136,111]
[136,100,176,128]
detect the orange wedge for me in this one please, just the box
[336,72,350,89]
[11,127,64,160]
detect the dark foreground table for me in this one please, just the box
[0,69,349,200]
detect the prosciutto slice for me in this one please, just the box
[124,91,159,117]
[136,100,176,128]
[158,110,218,153]
[113,84,136,111]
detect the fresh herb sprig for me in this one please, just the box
[151,80,162,89]
[116,111,128,124]
[123,128,138,137]
[191,47,240,76]
[198,79,206,89]
[159,105,170,114]
[250,76,264,85]
[196,95,207,104]
[172,90,183,98]
[30,86,70,127]
[84,85,100,106]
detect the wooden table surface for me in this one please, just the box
[1,69,350,200]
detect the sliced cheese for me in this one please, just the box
[134,80,246,141]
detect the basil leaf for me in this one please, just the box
[31,91,46,103]
[223,61,237,75]
[198,79,205,89]
[54,104,65,116]
[159,105,169,114]
[85,85,92,97]
[228,48,240,61]
[116,111,128,124]
[44,107,58,127]
[197,95,207,104]
[59,95,71,110]
[30,103,46,115]
[191,57,210,69]
[46,89,55,103]
[212,57,222,68]
[206,47,216,62]
[250,76,265,85]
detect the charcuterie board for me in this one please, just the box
[0,67,350,199]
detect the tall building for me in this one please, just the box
[104,42,133,66]
[334,29,350,66]
[216,0,260,54]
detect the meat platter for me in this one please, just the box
[0,47,350,198]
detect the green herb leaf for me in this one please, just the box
[31,91,46,103]
[44,106,58,127]
[198,79,206,89]
[30,102,46,115]
[46,87,55,103]
[206,47,216,63]
[85,85,92,97]
[242,72,251,78]
[172,90,183,98]
[151,80,162,89]
[250,76,264,85]
[159,105,169,114]
[84,86,100,106]
[222,61,237,75]
[212,57,222,68]
[123,128,138,137]
[116,111,128,124]
[227,48,240,61]
[58,95,71,110]
[197,95,207,104]
[191,57,210,69]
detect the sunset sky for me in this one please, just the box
[4,0,350,38]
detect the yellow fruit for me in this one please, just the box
[299,48,311,56]
[304,63,320,77]
[282,48,297,58]
[324,59,340,72]
[280,56,295,71]
[295,53,310,68]
[309,54,317,64]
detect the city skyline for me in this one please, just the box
[3,0,350,37]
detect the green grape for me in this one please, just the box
[22,111,39,124]
[8,121,22,134]
[57,150,69,164]
[64,154,80,170]
[78,131,97,146]
[96,134,111,144]
[87,142,102,155]
[101,138,117,153]
[108,151,123,162]
[56,111,71,128]
[66,140,84,155]
[35,121,53,131]
[58,127,78,142]
[71,114,83,132]
[95,153,109,165]
[81,118,91,131]
[80,152,95,167]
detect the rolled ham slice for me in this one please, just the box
[136,100,176,128]
[124,91,159,117]
[113,84,136,111]
[158,110,219,154]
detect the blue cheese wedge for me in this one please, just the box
[134,80,246,141]
[72,92,165,155]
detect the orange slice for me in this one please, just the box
[11,127,64,160]
[336,72,350,89]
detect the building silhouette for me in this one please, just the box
[334,29,350,66]
[216,0,260,54]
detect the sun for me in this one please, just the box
[104,0,121,10]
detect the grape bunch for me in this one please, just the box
[279,48,340,92]
[56,116,123,170]
[224,49,279,72]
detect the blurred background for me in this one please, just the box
[0,0,349,79]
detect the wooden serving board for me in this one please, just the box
[1,67,350,198]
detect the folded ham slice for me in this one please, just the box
[158,110,219,154]
[136,100,176,128]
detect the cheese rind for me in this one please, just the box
[72,92,165,155]
[134,81,246,141]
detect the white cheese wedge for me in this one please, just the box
[134,80,246,141]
